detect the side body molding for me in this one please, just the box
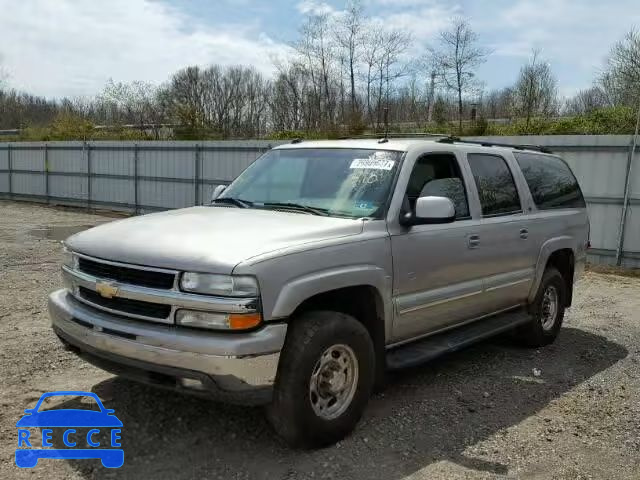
[270,264,394,340]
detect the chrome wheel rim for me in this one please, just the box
[309,344,359,420]
[541,285,559,331]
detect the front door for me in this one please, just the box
[390,152,487,342]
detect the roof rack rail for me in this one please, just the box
[339,133,452,140]
[290,138,303,144]
[436,137,552,154]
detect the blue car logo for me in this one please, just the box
[15,391,123,468]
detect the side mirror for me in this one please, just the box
[400,196,455,226]
[211,185,227,202]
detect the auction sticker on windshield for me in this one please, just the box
[350,154,395,170]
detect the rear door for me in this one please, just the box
[512,152,590,280]
[466,152,536,310]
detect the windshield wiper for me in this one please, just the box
[261,202,329,216]
[212,197,253,208]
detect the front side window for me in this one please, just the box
[514,152,586,210]
[219,148,402,219]
[468,153,522,217]
[404,154,470,219]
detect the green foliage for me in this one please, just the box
[267,130,342,140]
[345,110,367,136]
[422,106,639,137]
[2,106,638,142]
[50,112,94,140]
[173,126,212,141]
[486,106,638,136]
[6,112,149,141]
[469,116,489,136]
[432,97,449,127]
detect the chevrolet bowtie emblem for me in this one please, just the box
[95,282,119,299]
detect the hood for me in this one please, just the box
[66,206,364,273]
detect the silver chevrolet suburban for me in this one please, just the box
[49,137,589,447]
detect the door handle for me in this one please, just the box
[520,228,529,239]
[468,234,480,249]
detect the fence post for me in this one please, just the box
[44,143,49,204]
[194,144,201,206]
[86,141,92,211]
[134,143,139,215]
[616,110,640,266]
[7,143,12,198]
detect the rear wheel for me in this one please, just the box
[266,310,375,448]
[517,266,566,347]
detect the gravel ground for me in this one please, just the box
[0,199,638,480]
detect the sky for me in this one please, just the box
[0,0,638,100]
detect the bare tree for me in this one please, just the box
[335,0,365,119]
[362,29,384,126]
[374,29,412,129]
[294,12,338,130]
[100,79,166,137]
[484,87,514,120]
[564,86,609,115]
[430,18,489,133]
[167,66,207,134]
[599,28,640,106]
[513,50,558,128]
[270,60,306,131]
[0,68,7,91]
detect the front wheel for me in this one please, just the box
[266,311,375,448]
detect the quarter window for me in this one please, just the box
[468,153,522,216]
[514,153,586,209]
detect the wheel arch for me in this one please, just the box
[529,237,576,307]
[276,275,389,386]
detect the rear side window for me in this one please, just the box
[514,153,586,210]
[467,153,522,216]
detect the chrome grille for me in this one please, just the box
[78,287,172,320]
[78,257,176,289]
[63,254,259,326]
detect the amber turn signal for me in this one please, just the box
[228,313,262,330]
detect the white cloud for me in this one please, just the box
[296,0,336,16]
[0,0,291,98]
[2,0,638,100]
[493,0,640,66]
[379,4,461,44]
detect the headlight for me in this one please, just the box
[176,310,262,330]
[62,246,78,270]
[180,273,259,297]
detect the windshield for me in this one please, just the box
[218,148,402,219]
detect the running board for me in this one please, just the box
[386,309,531,370]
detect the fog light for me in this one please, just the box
[179,378,204,390]
[175,310,262,331]
[176,310,230,329]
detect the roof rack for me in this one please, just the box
[340,133,451,140]
[436,137,553,154]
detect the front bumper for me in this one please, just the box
[48,289,287,405]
